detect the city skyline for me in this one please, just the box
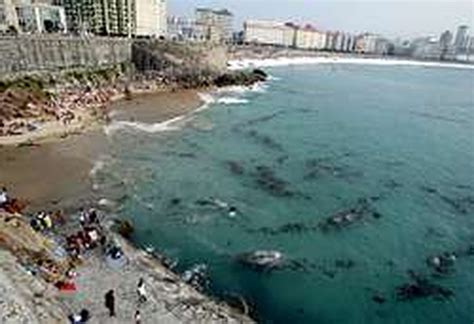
[168,0,474,38]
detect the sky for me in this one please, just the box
[168,0,474,39]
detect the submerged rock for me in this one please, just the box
[225,160,245,175]
[426,252,457,276]
[319,198,379,232]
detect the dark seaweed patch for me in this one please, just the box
[276,155,289,165]
[439,195,474,215]
[382,179,403,190]
[419,185,474,215]
[246,130,284,152]
[254,165,294,197]
[225,160,246,175]
[303,157,363,181]
[250,221,319,236]
[319,198,381,232]
[396,271,454,301]
[244,111,285,126]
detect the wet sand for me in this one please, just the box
[0,90,203,212]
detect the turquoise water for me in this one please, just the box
[103,64,474,323]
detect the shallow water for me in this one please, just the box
[100,64,474,323]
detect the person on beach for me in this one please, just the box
[134,310,141,324]
[137,278,147,303]
[0,187,9,208]
[68,309,90,323]
[104,290,115,317]
[79,208,88,227]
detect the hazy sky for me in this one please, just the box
[168,0,474,38]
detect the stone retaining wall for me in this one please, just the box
[0,36,132,77]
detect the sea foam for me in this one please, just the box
[217,97,249,105]
[105,115,187,135]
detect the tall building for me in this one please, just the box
[244,20,296,47]
[195,7,233,43]
[58,0,133,36]
[439,30,453,60]
[454,25,469,53]
[135,0,166,37]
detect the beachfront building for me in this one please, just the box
[454,25,469,54]
[295,24,326,50]
[342,33,355,52]
[0,0,66,33]
[324,31,336,51]
[135,0,167,37]
[167,15,206,42]
[195,7,233,43]
[0,0,20,33]
[244,20,296,47]
[411,36,442,60]
[355,33,378,54]
[59,0,134,36]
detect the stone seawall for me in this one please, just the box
[0,36,132,77]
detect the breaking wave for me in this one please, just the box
[217,97,249,105]
[228,57,474,71]
[104,115,187,135]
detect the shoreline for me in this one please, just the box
[0,86,257,323]
[228,51,474,71]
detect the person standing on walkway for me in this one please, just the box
[134,310,141,324]
[105,290,115,317]
[137,278,147,303]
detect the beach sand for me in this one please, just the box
[0,89,203,212]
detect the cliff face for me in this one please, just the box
[131,41,267,89]
[132,41,228,74]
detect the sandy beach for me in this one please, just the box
[0,89,203,212]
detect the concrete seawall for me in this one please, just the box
[0,36,132,77]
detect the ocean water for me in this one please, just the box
[100,63,474,323]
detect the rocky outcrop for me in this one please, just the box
[132,41,267,89]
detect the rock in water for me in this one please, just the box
[236,250,284,271]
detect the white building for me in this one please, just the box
[0,0,66,34]
[295,25,326,50]
[167,15,206,42]
[195,8,233,43]
[244,20,296,47]
[355,33,378,53]
[334,32,345,51]
[135,0,167,37]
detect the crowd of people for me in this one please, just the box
[0,186,153,323]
